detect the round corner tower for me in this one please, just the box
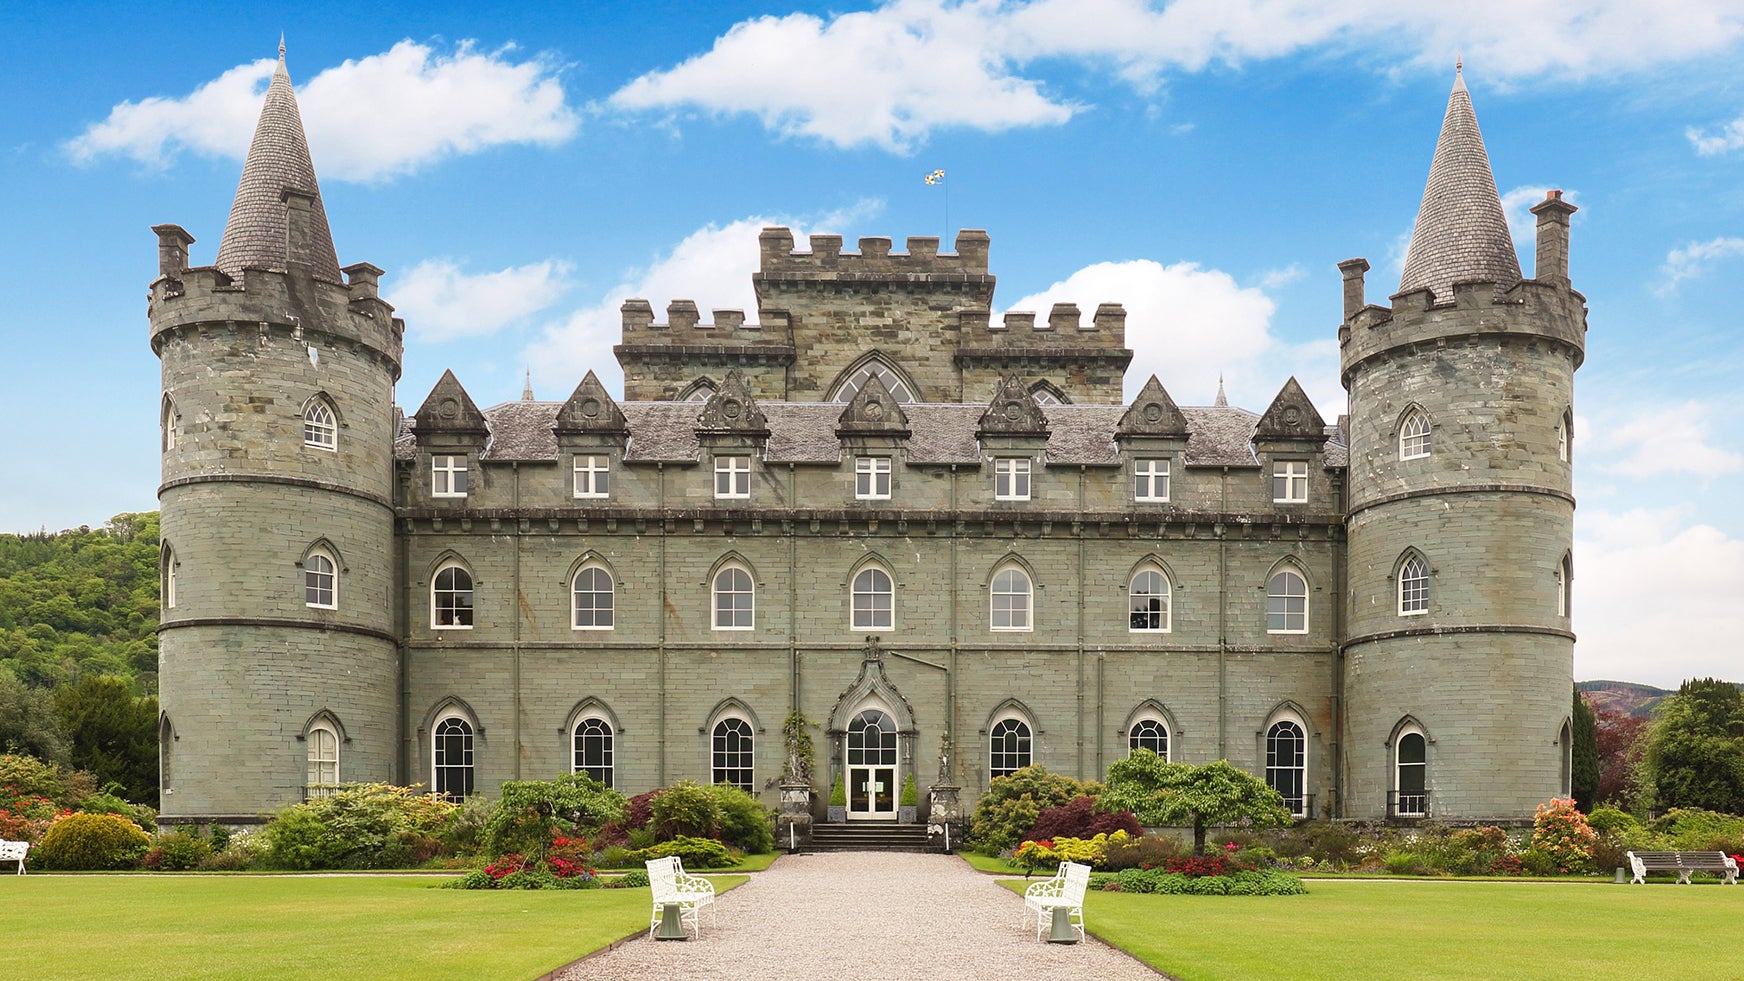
[149,46,404,824]
[1337,66,1586,822]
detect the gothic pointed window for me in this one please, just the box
[432,561,474,629]
[161,396,178,452]
[1394,725,1428,818]
[830,357,916,403]
[1400,408,1431,460]
[307,722,339,796]
[161,545,176,610]
[433,716,474,803]
[303,398,337,450]
[1128,718,1170,759]
[1397,552,1429,616]
[852,567,894,630]
[1266,717,1308,817]
[573,565,614,630]
[573,717,614,788]
[1267,568,1309,634]
[1129,569,1171,632]
[713,565,754,630]
[305,549,337,609]
[712,716,754,792]
[989,715,1033,778]
[990,565,1032,631]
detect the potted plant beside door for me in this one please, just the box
[828,772,847,823]
[899,774,919,824]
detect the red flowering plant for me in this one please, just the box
[1530,798,1598,875]
[1164,852,1254,878]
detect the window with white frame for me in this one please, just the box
[1558,412,1572,463]
[305,550,337,609]
[432,562,474,628]
[855,457,892,500]
[1397,552,1429,616]
[432,716,474,803]
[573,717,614,788]
[1266,719,1308,817]
[1129,569,1171,632]
[1395,726,1427,817]
[161,397,177,452]
[303,399,337,450]
[161,546,175,610]
[713,566,754,630]
[307,723,338,794]
[573,566,614,630]
[832,359,916,403]
[573,455,610,498]
[990,566,1032,631]
[989,716,1033,778]
[1399,409,1431,460]
[993,458,1031,501]
[1134,459,1170,502]
[852,567,893,630]
[1272,460,1308,503]
[715,456,751,499]
[1557,555,1571,618]
[1267,569,1308,633]
[432,455,468,497]
[712,717,754,792]
[1128,718,1169,759]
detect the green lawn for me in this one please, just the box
[1002,878,1741,980]
[0,874,746,981]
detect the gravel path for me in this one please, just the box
[553,852,1163,980]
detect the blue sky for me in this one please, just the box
[2,1,1742,686]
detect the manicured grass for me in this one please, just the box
[0,874,746,981]
[960,852,1027,875]
[1000,878,1740,980]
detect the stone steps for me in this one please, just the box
[807,822,935,853]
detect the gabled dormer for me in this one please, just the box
[1253,377,1330,507]
[1117,375,1190,506]
[976,374,1049,440]
[836,373,911,445]
[977,374,1049,504]
[554,371,628,440]
[412,370,488,502]
[695,369,769,446]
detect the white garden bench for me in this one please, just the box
[1626,850,1738,885]
[0,840,27,874]
[646,856,717,939]
[1023,861,1090,941]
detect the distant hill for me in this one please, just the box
[1577,680,1671,718]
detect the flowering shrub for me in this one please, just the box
[1163,850,1254,878]
[1102,867,1306,896]
[968,766,1095,854]
[447,832,601,890]
[1026,796,1142,844]
[1531,798,1598,874]
[1012,830,1130,871]
[0,794,62,844]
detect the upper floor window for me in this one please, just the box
[307,722,339,794]
[1134,459,1170,502]
[433,716,474,803]
[432,455,468,497]
[1397,552,1429,616]
[990,566,1033,632]
[432,562,474,629]
[573,717,614,788]
[574,455,610,499]
[855,457,892,500]
[831,358,916,403]
[303,399,337,451]
[989,716,1033,779]
[1558,411,1573,463]
[161,397,178,452]
[712,716,754,792]
[1399,409,1430,460]
[1267,568,1309,634]
[715,456,751,500]
[1128,718,1169,760]
[852,567,894,630]
[713,566,754,630]
[573,565,614,630]
[993,458,1031,501]
[1272,460,1308,503]
[1557,555,1572,618]
[161,545,176,610]
[305,550,337,609]
[1129,569,1171,632]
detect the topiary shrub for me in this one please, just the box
[967,766,1090,854]
[1584,806,1638,837]
[650,782,725,842]
[34,812,150,870]
[1027,796,1142,844]
[704,783,774,854]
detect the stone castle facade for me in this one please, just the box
[150,49,1585,829]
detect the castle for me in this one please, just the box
[150,47,1585,830]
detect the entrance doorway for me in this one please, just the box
[847,709,898,821]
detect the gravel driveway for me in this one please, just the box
[552,851,1163,980]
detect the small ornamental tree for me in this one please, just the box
[484,773,627,862]
[1099,753,1293,855]
[1530,797,1598,874]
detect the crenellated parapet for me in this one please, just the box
[1338,277,1586,388]
[755,227,991,281]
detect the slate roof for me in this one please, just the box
[1397,65,1520,301]
[399,399,1347,468]
[213,43,343,283]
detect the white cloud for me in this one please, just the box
[68,41,577,181]
[1688,115,1744,155]
[1500,185,1580,262]
[1574,506,1744,686]
[1656,236,1744,296]
[1584,400,1744,479]
[609,0,1744,149]
[388,259,574,342]
[1255,264,1304,290]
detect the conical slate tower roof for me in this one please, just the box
[1397,64,1520,300]
[213,41,342,283]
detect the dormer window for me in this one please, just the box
[855,457,892,500]
[574,455,610,499]
[994,458,1031,501]
[1272,460,1308,503]
[1134,459,1170,502]
[715,456,751,500]
[433,455,468,497]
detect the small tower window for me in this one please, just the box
[161,396,179,453]
[1397,552,1429,616]
[161,545,176,610]
[1558,411,1573,463]
[1557,554,1572,618]
[303,399,337,450]
[307,723,339,795]
[1399,409,1431,460]
[305,549,337,609]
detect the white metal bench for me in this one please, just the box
[1022,861,1090,941]
[1626,850,1738,885]
[646,856,717,938]
[0,840,27,874]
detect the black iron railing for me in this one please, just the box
[1388,790,1430,819]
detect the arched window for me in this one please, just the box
[852,567,894,630]
[573,566,614,630]
[573,717,614,788]
[713,565,754,630]
[679,378,718,402]
[990,566,1032,632]
[1266,568,1309,634]
[161,396,178,452]
[307,722,339,795]
[305,549,337,609]
[712,717,754,792]
[1028,380,1069,406]
[989,717,1033,778]
[433,716,474,803]
[1558,411,1573,463]
[1129,569,1171,632]
[1394,725,1428,817]
[161,545,176,610]
[1397,552,1429,616]
[1559,720,1573,797]
[830,356,917,403]
[1266,718,1308,817]
[1128,718,1169,759]
[1557,554,1572,618]
[1399,408,1431,460]
[432,562,474,629]
[303,398,337,450]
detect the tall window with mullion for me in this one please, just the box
[303,399,337,450]
[1272,460,1308,503]
[572,717,614,788]
[304,550,337,609]
[1129,569,1170,632]
[852,567,893,630]
[573,566,614,629]
[1397,552,1429,616]
[306,724,338,795]
[433,717,474,802]
[1134,459,1170,502]
[993,457,1031,501]
[712,717,754,792]
[432,562,474,628]
[990,566,1032,631]
[1266,720,1307,817]
[713,566,754,630]
[1266,568,1308,633]
[432,455,468,497]
[855,456,892,499]
[988,717,1032,778]
[573,455,610,498]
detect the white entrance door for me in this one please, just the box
[846,709,898,821]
